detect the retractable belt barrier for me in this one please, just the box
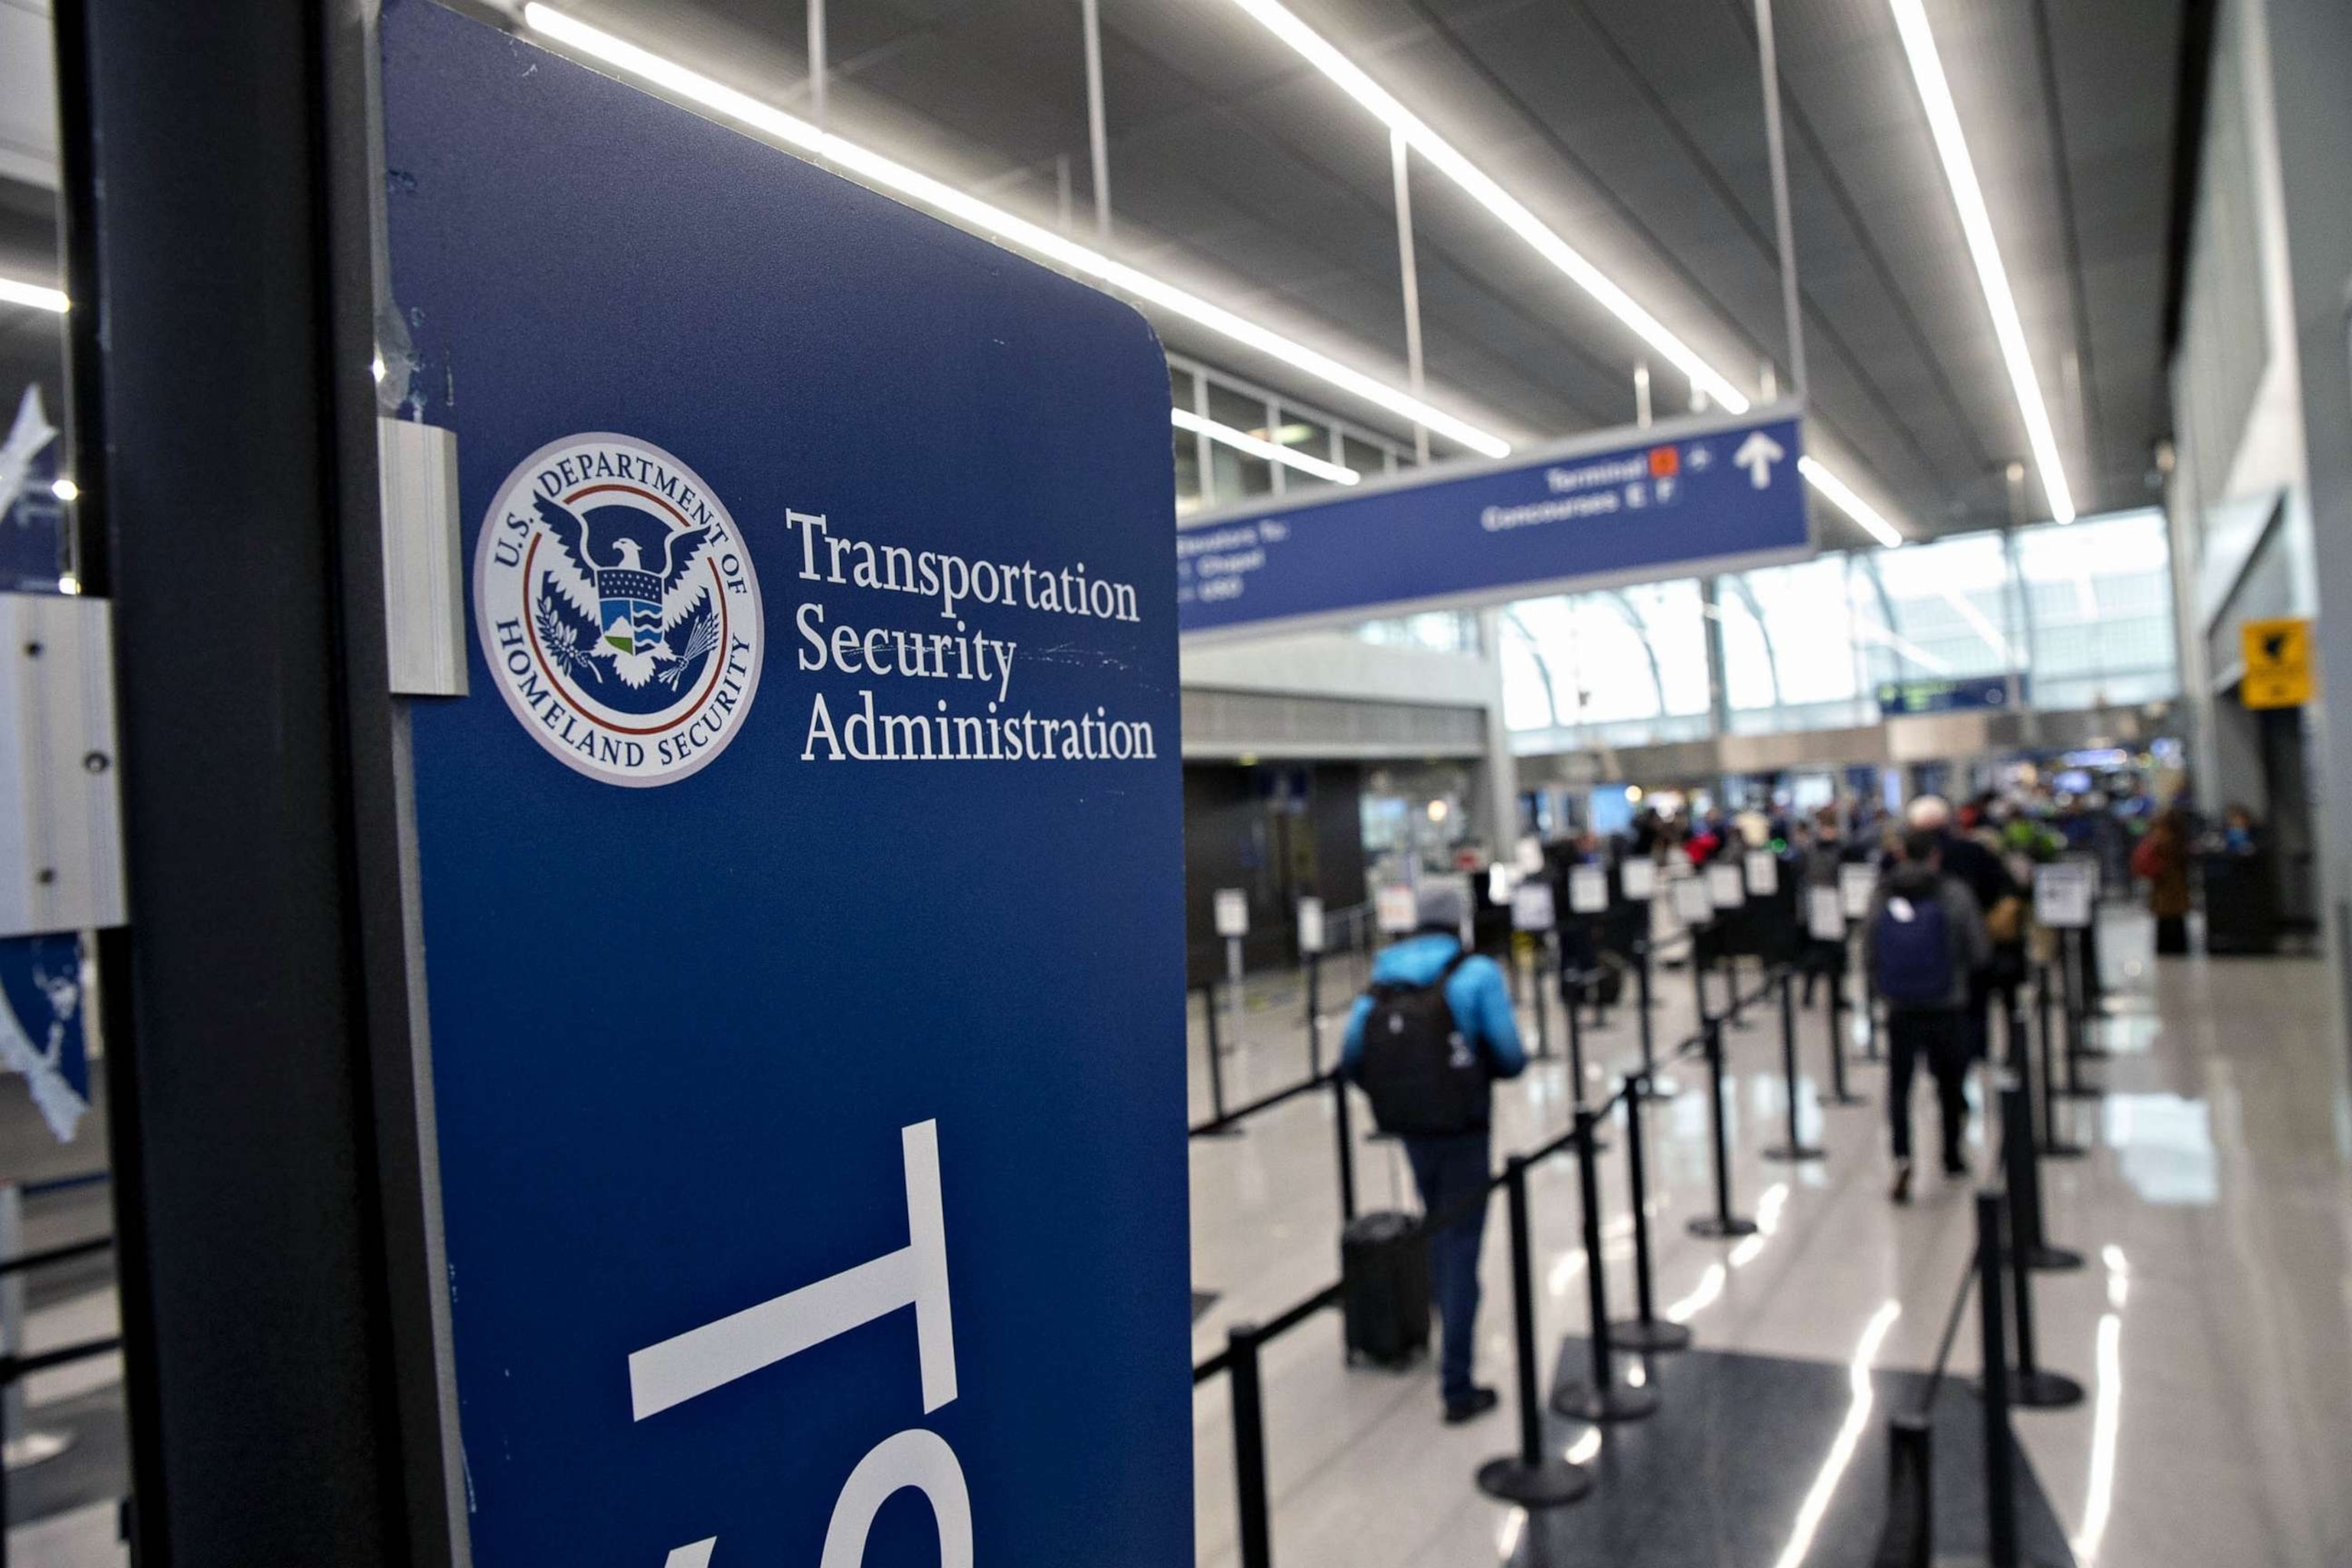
[1194,958,1840,1566]
[1871,1119,2083,1568]
[0,1198,121,1568]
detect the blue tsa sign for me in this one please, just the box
[1179,405,1811,638]
[381,5,1187,1565]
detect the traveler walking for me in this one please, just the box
[1864,828,1991,1202]
[1904,795,2017,1061]
[1342,884,1527,1423]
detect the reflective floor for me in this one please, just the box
[1187,908,2352,1567]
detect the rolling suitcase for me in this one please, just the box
[1341,1210,1429,1367]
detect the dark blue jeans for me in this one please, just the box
[1403,1129,1493,1407]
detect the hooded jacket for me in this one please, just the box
[1341,933,1527,1127]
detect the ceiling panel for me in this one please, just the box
[0,0,2192,539]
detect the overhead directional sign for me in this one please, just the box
[1178,404,1813,638]
[1876,675,2022,716]
[381,5,1187,1564]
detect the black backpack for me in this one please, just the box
[1357,952,1486,1136]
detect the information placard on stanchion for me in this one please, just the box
[380,6,1188,1560]
[1567,864,1609,916]
[1838,862,1878,920]
[1707,861,1746,910]
[1297,895,1325,956]
[1807,885,1845,943]
[1619,858,1656,901]
[1672,875,1715,926]
[2034,863,2095,929]
[1743,850,1780,899]
[1376,884,1419,935]
[1214,889,1250,939]
[1511,881,1557,933]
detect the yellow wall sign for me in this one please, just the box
[2241,616,2314,708]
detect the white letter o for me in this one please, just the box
[818,1429,972,1568]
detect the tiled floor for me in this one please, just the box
[1187,908,2352,1567]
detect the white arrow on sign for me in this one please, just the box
[1733,430,1785,489]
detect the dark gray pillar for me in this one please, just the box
[53,0,455,1560]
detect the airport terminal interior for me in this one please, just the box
[3,0,2352,1565]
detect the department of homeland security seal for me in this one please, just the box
[475,433,763,786]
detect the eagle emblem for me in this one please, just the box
[531,493,721,691]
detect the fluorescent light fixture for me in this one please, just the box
[1171,406,1359,484]
[521,5,1510,458]
[1797,456,1904,548]
[1889,0,2076,524]
[1225,0,1748,416]
[0,276,69,314]
[1229,0,1919,549]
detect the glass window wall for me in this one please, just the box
[1501,509,2178,746]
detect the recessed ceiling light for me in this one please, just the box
[521,6,1510,459]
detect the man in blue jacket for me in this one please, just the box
[1342,884,1527,1423]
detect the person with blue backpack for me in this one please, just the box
[1342,884,1527,1423]
[1863,828,1991,1202]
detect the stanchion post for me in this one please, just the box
[1564,978,1588,1110]
[2035,965,2084,1155]
[1332,1073,1357,1225]
[1475,1157,1593,1508]
[1998,1076,2080,1275]
[1634,942,1674,1101]
[1531,936,1553,1061]
[1612,1073,1692,1353]
[1227,1324,1275,1568]
[1687,1022,1758,1239]
[1553,1108,1659,1423]
[1998,1090,2087,1419]
[2057,933,2097,1100]
[1882,1413,1934,1568]
[1975,1190,2021,1568]
[1198,983,1240,1138]
[1304,950,1321,1078]
[1763,969,1824,1161]
[1224,933,1252,1076]
[1824,951,1864,1106]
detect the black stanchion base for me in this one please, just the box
[1550,1378,1660,1424]
[1762,1142,1825,1162]
[1192,1125,1246,1140]
[1825,1092,1870,1108]
[1474,1455,1592,1508]
[2055,1083,2102,1101]
[2071,1044,2113,1061]
[1687,1214,1759,1239]
[1609,1318,1693,1354]
[2022,1244,2085,1274]
[1978,1367,2087,1411]
[2039,1139,2088,1158]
